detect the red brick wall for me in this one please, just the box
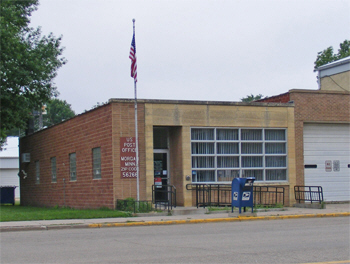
[258,90,350,187]
[20,104,114,209]
[290,91,350,185]
[257,92,290,103]
[112,102,146,202]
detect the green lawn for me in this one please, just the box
[0,205,133,222]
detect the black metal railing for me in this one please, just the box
[294,186,324,204]
[254,186,285,206]
[186,184,231,207]
[186,184,285,208]
[116,199,153,213]
[152,184,177,211]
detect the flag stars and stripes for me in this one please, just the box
[129,33,137,82]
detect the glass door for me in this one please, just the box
[154,151,169,202]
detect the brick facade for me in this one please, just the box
[20,104,114,209]
[20,99,296,209]
[289,90,350,186]
[257,92,290,103]
[111,101,146,202]
[260,89,350,187]
[20,101,147,209]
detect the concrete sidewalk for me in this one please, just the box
[1,203,349,232]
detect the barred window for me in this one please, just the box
[191,128,287,182]
[51,157,57,183]
[92,147,101,179]
[69,153,76,181]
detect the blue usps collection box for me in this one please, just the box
[231,177,255,213]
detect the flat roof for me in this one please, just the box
[289,89,350,95]
[108,98,294,107]
[316,56,350,77]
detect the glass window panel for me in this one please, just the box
[242,169,263,181]
[266,156,286,167]
[266,169,287,181]
[93,147,101,179]
[265,129,285,140]
[69,153,77,181]
[241,129,262,140]
[241,143,262,154]
[192,156,215,168]
[216,129,238,140]
[265,143,286,154]
[217,143,239,154]
[242,156,263,167]
[35,161,40,184]
[192,142,214,154]
[51,157,57,183]
[217,156,239,168]
[217,170,240,182]
[191,128,214,140]
[190,128,287,183]
[193,170,215,182]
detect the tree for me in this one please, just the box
[43,98,75,127]
[240,94,264,102]
[0,0,66,145]
[314,40,350,69]
[89,101,109,111]
[5,98,75,136]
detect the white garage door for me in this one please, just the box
[0,169,20,198]
[304,123,350,202]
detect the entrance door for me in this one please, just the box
[154,151,169,202]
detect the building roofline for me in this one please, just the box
[20,98,294,140]
[315,56,350,71]
[255,92,290,102]
[108,98,294,107]
[288,88,350,94]
[20,102,112,139]
[257,88,350,102]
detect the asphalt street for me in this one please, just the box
[1,217,349,264]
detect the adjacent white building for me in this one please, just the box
[0,137,20,199]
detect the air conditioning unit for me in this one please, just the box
[22,153,31,163]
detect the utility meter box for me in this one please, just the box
[231,177,255,213]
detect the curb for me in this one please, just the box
[87,212,350,229]
[0,224,91,232]
[1,212,349,232]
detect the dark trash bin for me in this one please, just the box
[0,186,17,205]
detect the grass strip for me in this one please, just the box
[0,205,133,222]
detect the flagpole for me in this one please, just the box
[132,18,140,202]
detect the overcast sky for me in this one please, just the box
[29,0,349,114]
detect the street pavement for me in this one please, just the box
[1,203,349,232]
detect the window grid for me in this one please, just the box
[191,128,287,183]
[92,147,101,179]
[51,157,57,183]
[69,153,77,181]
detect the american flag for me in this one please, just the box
[129,33,137,82]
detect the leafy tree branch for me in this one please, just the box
[0,0,66,145]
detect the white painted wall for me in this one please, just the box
[0,137,20,199]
